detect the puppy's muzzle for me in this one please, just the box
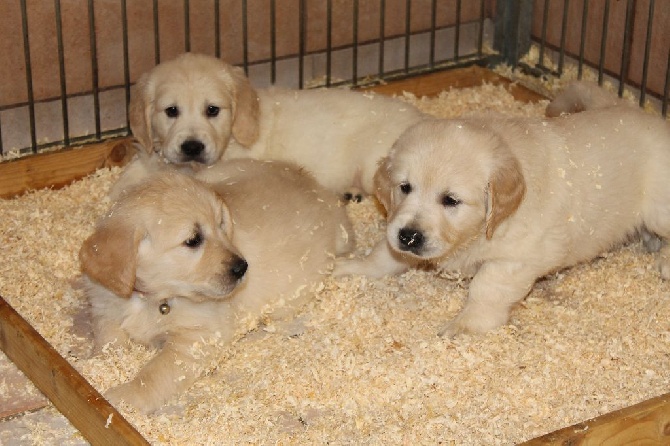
[230,255,248,280]
[398,227,424,254]
[180,139,206,162]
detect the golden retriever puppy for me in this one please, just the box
[128,52,424,199]
[79,160,353,413]
[334,85,670,337]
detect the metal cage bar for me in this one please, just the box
[597,0,611,85]
[429,0,437,67]
[54,0,70,147]
[326,0,333,87]
[663,48,670,117]
[538,0,549,67]
[378,0,385,79]
[2,0,668,158]
[214,0,221,58]
[453,0,461,61]
[352,0,359,86]
[20,0,37,153]
[404,0,411,74]
[477,0,485,57]
[577,0,588,79]
[299,0,306,89]
[618,0,634,97]
[87,0,101,140]
[121,0,131,129]
[152,0,160,64]
[270,0,277,84]
[242,0,248,74]
[184,0,191,53]
[638,0,655,107]
[557,0,569,75]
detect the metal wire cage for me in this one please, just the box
[0,0,668,158]
[527,0,669,114]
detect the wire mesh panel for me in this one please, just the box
[1,0,668,158]
[0,0,495,158]
[527,0,669,115]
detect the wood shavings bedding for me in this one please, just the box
[1,84,669,445]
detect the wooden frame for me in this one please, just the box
[1,66,668,444]
[0,296,148,445]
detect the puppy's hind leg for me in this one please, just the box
[439,261,537,337]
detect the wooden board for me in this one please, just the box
[0,295,148,445]
[364,65,546,103]
[521,392,670,445]
[0,138,135,199]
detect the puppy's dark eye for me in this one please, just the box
[165,106,179,118]
[441,194,461,207]
[399,182,412,194]
[184,231,203,248]
[206,105,220,117]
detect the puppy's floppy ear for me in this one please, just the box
[486,151,525,239]
[79,218,144,298]
[227,65,260,147]
[373,156,394,213]
[129,73,154,153]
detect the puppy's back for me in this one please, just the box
[197,159,353,317]
[226,88,425,194]
[488,105,670,268]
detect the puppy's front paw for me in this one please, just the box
[437,306,509,338]
[106,381,162,414]
[437,318,468,338]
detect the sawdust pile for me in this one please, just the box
[1,84,669,445]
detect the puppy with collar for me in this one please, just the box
[80,159,353,413]
[128,52,425,199]
[335,82,670,337]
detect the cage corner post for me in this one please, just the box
[493,0,534,67]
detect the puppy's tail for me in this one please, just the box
[546,81,621,117]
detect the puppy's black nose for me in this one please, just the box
[398,227,424,251]
[230,256,248,280]
[181,139,205,158]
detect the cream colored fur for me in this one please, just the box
[128,52,424,197]
[335,82,670,337]
[80,160,352,413]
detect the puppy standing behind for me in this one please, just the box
[129,52,425,198]
[335,82,670,337]
[79,159,353,413]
